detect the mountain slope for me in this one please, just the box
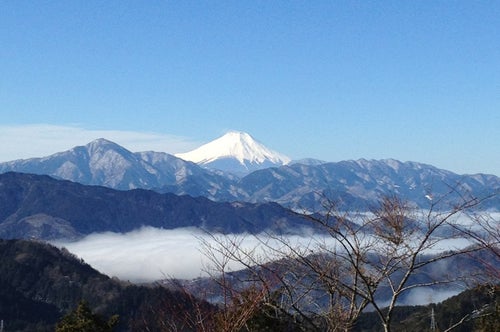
[0,139,161,190]
[235,159,500,210]
[175,131,291,175]
[134,150,236,199]
[0,239,215,331]
[0,172,310,240]
[0,139,233,197]
[0,139,497,211]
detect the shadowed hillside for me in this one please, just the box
[0,239,214,331]
[0,172,311,240]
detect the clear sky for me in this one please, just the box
[1,1,499,175]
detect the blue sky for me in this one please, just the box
[1,1,499,175]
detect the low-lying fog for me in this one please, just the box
[53,226,474,283]
[54,227,212,282]
[50,213,497,306]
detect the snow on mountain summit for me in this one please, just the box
[175,131,290,175]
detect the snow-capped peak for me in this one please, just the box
[175,131,290,174]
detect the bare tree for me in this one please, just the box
[198,189,495,332]
[452,209,500,283]
[198,234,274,332]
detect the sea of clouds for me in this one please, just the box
[52,227,329,282]
[53,227,213,282]
[52,226,476,282]
[51,225,486,306]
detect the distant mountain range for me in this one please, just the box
[239,159,499,211]
[0,132,498,211]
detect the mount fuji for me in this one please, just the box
[175,131,291,175]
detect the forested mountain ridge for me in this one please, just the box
[1,239,497,332]
[0,239,213,331]
[353,285,499,332]
[0,172,311,240]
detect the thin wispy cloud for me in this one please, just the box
[0,124,200,162]
[399,288,462,306]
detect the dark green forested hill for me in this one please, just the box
[0,239,212,331]
[353,285,499,332]
[0,239,498,331]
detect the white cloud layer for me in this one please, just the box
[51,226,481,306]
[53,227,210,282]
[0,124,200,162]
[52,227,476,284]
[52,227,318,282]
